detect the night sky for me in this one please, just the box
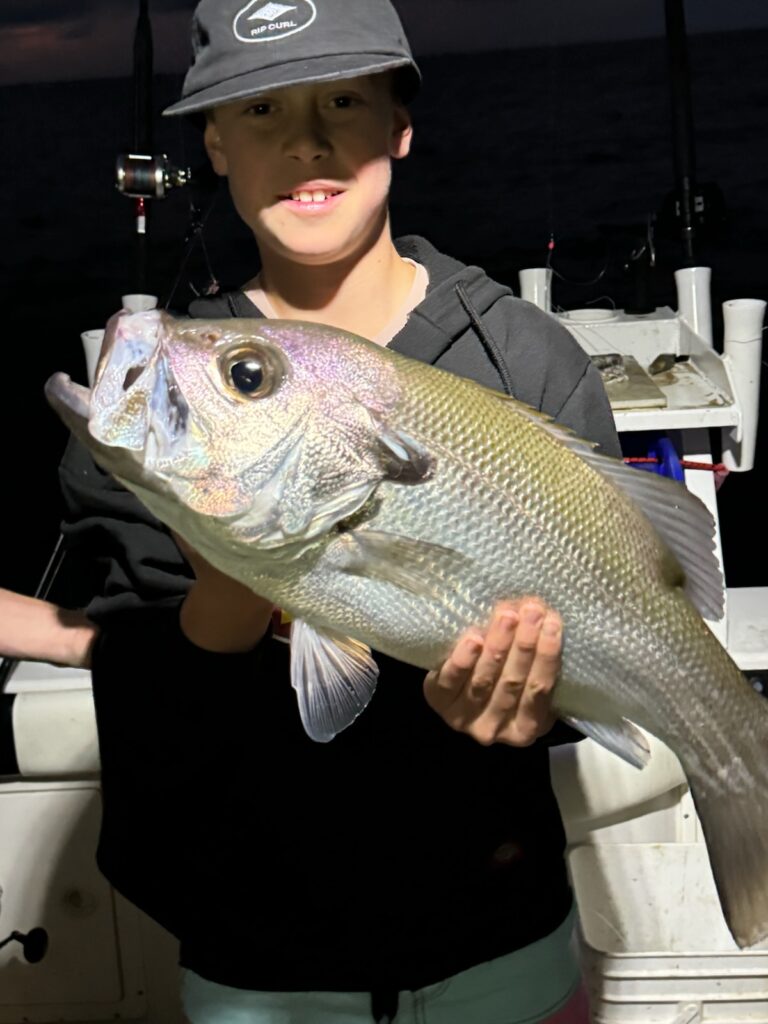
[3,0,768,85]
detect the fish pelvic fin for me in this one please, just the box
[683,692,768,948]
[562,715,651,770]
[290,619,379,742]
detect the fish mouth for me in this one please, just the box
[45,372,90,432]
[44,370,149,488]
[85,309,193,473]
[45,316,229,512]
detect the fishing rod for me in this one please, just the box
[116,0,221,307]
[0,0,195,693]
[660,0,726,267]
[664,0,697,266]
[116,0,191,293]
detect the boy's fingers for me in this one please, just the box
[424,601,563,746]
[494,601,546,692]
[468,605,559,746]
[424,632,483,713]
[464,605,520,701]
[496,611,562,745]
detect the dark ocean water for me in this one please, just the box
[1,30,766,597]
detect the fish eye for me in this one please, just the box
[231,357,263,394]
[219,344,281,400]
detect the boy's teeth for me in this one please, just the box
[290,190,336,202]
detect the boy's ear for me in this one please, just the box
[204,120,229,177]
[390,106,413,160]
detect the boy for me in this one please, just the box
[3,1,621,1020]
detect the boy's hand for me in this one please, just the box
[0,588,98,670]
[173,532,274,653]
[423,600,561,746]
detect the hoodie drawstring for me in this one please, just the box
[455,281,516,398]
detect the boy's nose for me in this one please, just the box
[283,118,331,162]
[285,136,331,162]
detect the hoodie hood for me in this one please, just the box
[393,235,513,358]
[188,236,511,329]
[188,235,514,380]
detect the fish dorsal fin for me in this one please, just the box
[576,446,724,621]
[505,398,724,621]
[290,620,379,742]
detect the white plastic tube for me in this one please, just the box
[518,268,552,313]
[80,297,158,386]
[80,328,105,387]
[674,266,713,347]
[13,689,100,776]
[721,298,765,472]
[122,293,158,313]
[550,731,687,843]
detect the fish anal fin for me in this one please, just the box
[563,714,651,770]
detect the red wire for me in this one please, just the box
[624,457,728,472]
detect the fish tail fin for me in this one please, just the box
[685,688,768,948]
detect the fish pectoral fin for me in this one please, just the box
[333,529,472,601]
[563,715,651,769]
[374,420,434,484]
[290,619,379,743]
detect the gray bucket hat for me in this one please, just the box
[163,0,421,117]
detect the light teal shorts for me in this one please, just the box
[181,908,585,1024]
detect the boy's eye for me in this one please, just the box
[331,95,359,110]
[245,102,272,117]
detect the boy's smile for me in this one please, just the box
[277,181,346,214]
[204,74,412,267]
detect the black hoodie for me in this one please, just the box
[58,236,621,995]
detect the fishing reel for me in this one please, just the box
[116,153,191,200]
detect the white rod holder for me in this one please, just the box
[13,689,100,777]
[721,298,765,472]
[122,293,158,313]
[80,295,158,387]
[674,266,713,347]
[518,268,552,313]
[80,329,105,387]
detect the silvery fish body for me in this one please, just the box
[46,309,768,950]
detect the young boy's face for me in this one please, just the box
[204,73,413,267]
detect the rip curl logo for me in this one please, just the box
[233,0,316,43]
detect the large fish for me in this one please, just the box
[46,309,768,948]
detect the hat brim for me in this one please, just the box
[163,53,420,117]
